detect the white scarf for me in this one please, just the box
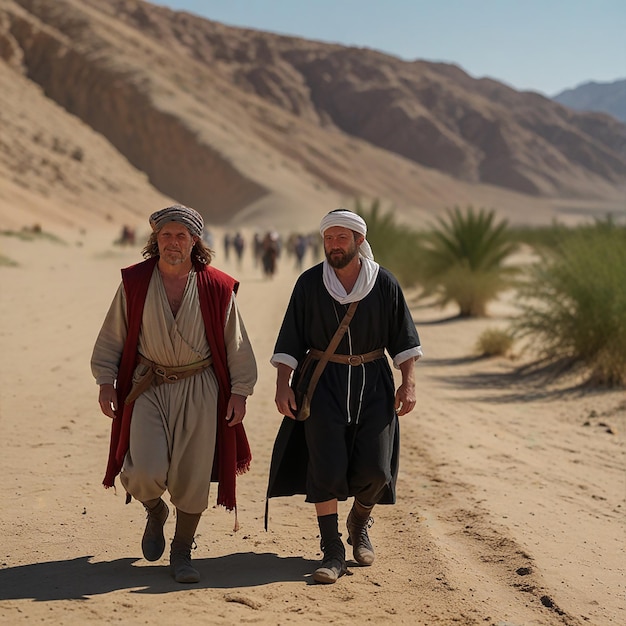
[323,256,380,304]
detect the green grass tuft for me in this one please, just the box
[513,223,626,386]
[475,327,514,357]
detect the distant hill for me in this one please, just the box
[0,0,625,233]
[553,79,626,125]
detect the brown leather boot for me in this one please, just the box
[141,498,169,562]
[170,510,201,583]
[313,537,346,584]
[346,501,375,566]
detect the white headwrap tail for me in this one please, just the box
[319,209,374,260]
[319,208,379,303]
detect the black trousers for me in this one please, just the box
[303,362,398,505]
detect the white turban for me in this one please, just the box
[319,209,374,260]
[149,204,204,238]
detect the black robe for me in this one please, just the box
[265,263,420,526]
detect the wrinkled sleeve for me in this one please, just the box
[270,352,298,370]
[91,283,127,386]
[224,293,257,397]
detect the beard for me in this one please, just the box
[325,243,358,269]
[161,247,190,266]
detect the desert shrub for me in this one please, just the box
[511,215,624,252]
[419,206,519,317]
[0,254,18,267]
[513,225,626,386]
[510,221,569,250]
[354,198,425,286]
[475,327,514,357]
[0,227,66,245]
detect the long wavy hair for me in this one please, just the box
[142,230,214,265]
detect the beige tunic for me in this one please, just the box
[91,267,257,513]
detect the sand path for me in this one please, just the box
[1,229,624,625]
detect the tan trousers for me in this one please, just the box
[120,372,218,514]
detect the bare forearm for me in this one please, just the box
[395,357,416,416]
[399,357,416,388]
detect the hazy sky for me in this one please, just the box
[153,0,625,96]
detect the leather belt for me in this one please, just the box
[124,354,213,404]
[139,354,213,383]
[308,348,385,366]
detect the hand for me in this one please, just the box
[275,363,297,419]
[98,384,118,419]
[394,382,416,416]
[275,384,297,420]
[226,393,247,427]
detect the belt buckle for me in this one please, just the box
[155,367,178,382]
[348,355,362,366]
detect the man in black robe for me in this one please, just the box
[268,209,422,584]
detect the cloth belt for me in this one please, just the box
[124,354,213,405]
[308,348,385,366]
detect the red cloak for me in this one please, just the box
[102,257,251,511]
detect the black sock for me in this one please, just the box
[317,513,340,545]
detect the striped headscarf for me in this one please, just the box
[149,204,204,238]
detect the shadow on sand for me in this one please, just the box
[423,356,597,403]
[0,552,319,600]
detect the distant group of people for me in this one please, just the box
[224,229,281,276]
[220,229,322,276]
[92,204,421,586]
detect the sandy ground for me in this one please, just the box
[0,225,624,626]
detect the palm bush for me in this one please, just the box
[354,198,425,286]
[420,206,519,317]
[513,224,626,386]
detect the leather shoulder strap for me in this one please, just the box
[306,300,359,397]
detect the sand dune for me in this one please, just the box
[0,224,624,625]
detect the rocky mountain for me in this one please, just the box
[0,0,624,233]
[554,79,626,125]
